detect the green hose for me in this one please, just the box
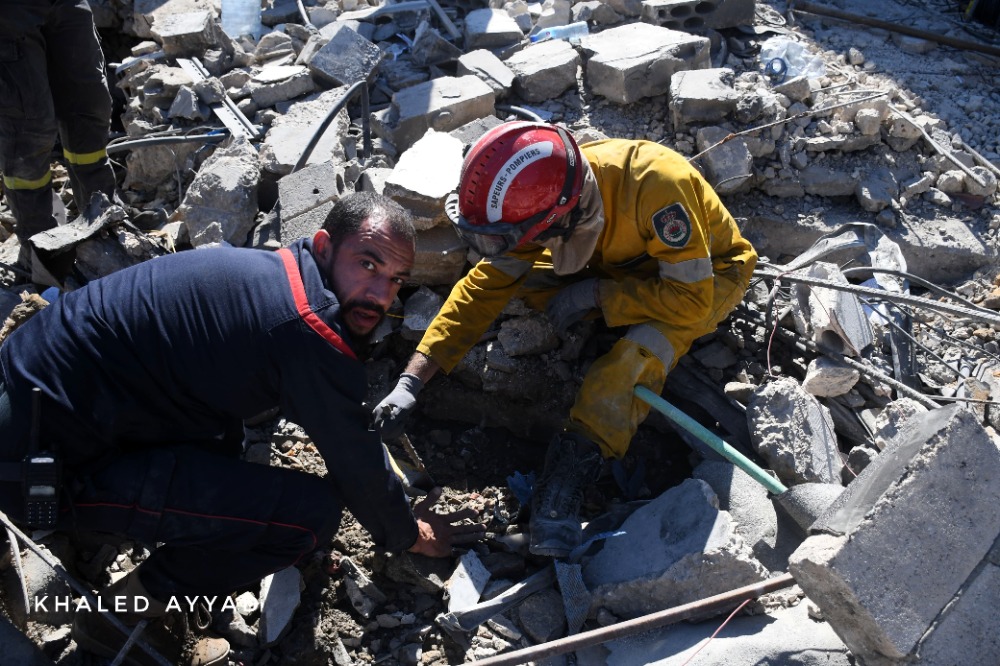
[634,386,788,496]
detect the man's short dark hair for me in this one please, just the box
[322,192,415,250]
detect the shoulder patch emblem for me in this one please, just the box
[652,203,692,248]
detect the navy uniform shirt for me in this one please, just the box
[0,239,419,551]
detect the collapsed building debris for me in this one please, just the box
[2,0,1000,664]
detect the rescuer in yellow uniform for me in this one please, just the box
[375,122,757,557]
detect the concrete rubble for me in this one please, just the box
[2,0,1000,664]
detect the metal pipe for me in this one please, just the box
[790,0,1000,59]
[106,133,229,155]
[634,386,787,495]
[293,79,371,173]
[462,573,796,666]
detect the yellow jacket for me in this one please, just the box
[417,139,757,373]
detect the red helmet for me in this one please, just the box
[445,122,585,257]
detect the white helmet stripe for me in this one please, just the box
[485,141,555,223]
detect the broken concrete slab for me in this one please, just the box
[693,460,788,570]
[747,377,842,486]
[249,65,317,108]
[279,200,334,246]
[668,68,739,128]
[259,566,302,647]
[372,75,495,154]
[176,137,260,247]
[802,356,860,397]
[791,405,1000,663]
[799,165,856,197]
[742,209,994,285]
[463,8,524,50]
[412,225,469,286]
[259,87,351,176]
[308,23,384,87]
[383,130,465,231]
[457,50,516,99]
[504,39,580,103]
[579,23,710,104]
[584,478,769,619]
[516,587,566,643]
[410,21,464,67]
[150,11,220,58]
[639,0,755,31]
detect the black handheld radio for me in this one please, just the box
[22,387,60,529]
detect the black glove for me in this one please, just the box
[373,373,424,441]
[546,279,600,332]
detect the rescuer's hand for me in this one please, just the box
[373,373,423,441]
[546,279,601,332]
[408,487,487,558]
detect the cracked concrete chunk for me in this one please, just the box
[151,10,219,57]
[373,75,495,153]
[516,588,566,642]
[277,160,348,222]
[802,356,859,397]
[504,39,580,103]
[259,87,350,176]
[259,566,302,647]
[791,405,1000,663]
[747,377,841,485]
[383,130,465,231]
[855,167,898,212]
[308,23,384,86]
[177,137,260,247]
[579,23,710,104]
[458,50,515,99]
[412,225,468,286]
[872,397,928,451]
[464,8,524,50]
[249,65,317,108]
[584,478,769,619]
[668,67,738,128]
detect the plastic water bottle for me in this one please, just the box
[530,21,590,44]
[221,0,262,39]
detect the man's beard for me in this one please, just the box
[342,298,387,338]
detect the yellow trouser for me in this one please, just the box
[522,271,749,458]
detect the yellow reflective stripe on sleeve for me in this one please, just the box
[482,255,533,279]
[658,257,713,284]
[2,171,52,190]
[63,147,108,165]
[624,323,675,369]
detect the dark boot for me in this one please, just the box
[529,433,603,558]
[71,570,230,666]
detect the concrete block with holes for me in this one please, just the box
[640,0,755,31]
[578,23,710,104]
[277,160,349,222]
[789,404,1000,664]
[383,130,465,231]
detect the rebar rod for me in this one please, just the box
[0,510,172,666]
[754,267,1000,327]
[462,574,796,666]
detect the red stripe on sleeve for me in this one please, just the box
[278,248,358,361]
